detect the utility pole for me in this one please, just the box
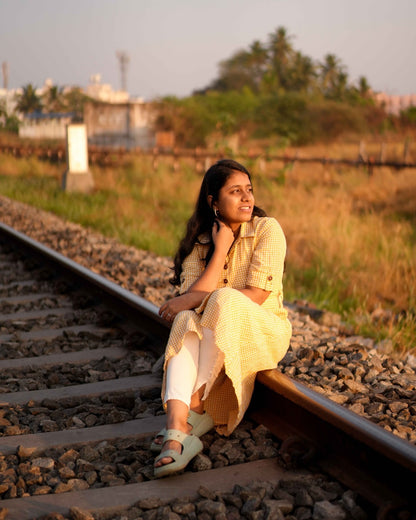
[116,51,131,149]
[116,51,129,93]
[2,62,9,90]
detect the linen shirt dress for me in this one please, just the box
[162,216,292,435]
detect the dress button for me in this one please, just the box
[267,276,273,281]
[223,279,228,284]
[224,263,228,269]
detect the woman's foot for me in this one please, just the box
[154,429,203,478]
[151,409,214,452]
[152,418,191,461]
[154,436,184,468]
[154,399,191,467]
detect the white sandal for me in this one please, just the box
[154,429,203,478]
[150,410,214,452]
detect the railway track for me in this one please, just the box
[0,222,414,520]
[1,142,416,171]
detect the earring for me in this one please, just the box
[214,209,219,218]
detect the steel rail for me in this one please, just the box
[0,222,170,351]
[0,221,415,513]
[250,371,416,513]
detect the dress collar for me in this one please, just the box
[239,219,256,238]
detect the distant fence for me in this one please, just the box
[0,142,415,174]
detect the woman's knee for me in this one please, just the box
[172,309,198,327]
[175,309,194,320]
[208,287,247,309]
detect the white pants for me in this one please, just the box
[164,328,224,407]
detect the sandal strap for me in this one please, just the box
[188,410,214,436]
[155,428,166,438]
[163,428,188,444]
[154,448,180,465]
[153,433,204,478]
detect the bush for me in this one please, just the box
[306,100,367,140]
[400,106,416,127]
[155,90,259,147]
[254,92,310,143]
[155,91,399,147]
[253,94,372,144]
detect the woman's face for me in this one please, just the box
[212,171,255,232]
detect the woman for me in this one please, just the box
[153,159,292,478]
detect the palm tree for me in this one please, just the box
[15,83,42,113]
[268,26,294,89]
[319,54,348,99]
[213,49,257,92]
[358,76,371,98]
[248,40,269,91]
[62,87,90,120]
[43,84,65,113]
[288,52,317,92]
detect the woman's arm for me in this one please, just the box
[188,220,234,293]
[160,220,235,322]
[159,290,209,322]
[242,218,286,305]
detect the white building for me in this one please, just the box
[374,92,416,115]
[0,87,21,114]
[85,74,142,104]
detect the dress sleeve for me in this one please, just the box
[179,244,207,295]
[246,218,286,293]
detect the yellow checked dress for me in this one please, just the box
[162,216,292,435]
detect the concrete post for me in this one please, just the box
[62,124,94,193]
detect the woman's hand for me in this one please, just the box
[159,295,188,323]
[212,219,235,253]
[186,220,234,295]
[159,291,209,322]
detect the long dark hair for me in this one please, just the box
[170,159,266,286]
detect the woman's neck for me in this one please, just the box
[232,225,241,239]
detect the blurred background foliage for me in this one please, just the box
[151,26,414,148]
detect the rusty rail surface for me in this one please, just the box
[0,222,415,517]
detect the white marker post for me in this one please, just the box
[62,124,94,193]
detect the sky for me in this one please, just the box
[0,0,415,101]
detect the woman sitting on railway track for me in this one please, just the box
[152,158,292,478]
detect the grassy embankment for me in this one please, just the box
[0,144,415,355]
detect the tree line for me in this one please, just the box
[15,84,88,116]
[153,27,415,147]
[199,27,370,100]
[0,84,89,134]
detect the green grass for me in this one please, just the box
[0,158,197,257]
